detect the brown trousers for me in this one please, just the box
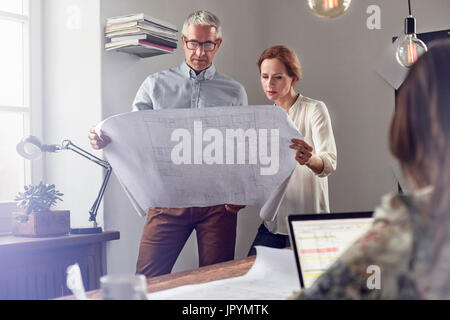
[136,205,237,278]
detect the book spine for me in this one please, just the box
[106,13,144,25]
[106,31,177,47]
[105,21,137,33]
[106,14,177,32]
[105,28,141,37]
[141,34,177,48]
[138,40,173,52]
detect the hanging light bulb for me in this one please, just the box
[396,0,427,68]
[307,0,352,18]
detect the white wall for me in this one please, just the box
[43,0,103,229]
[42,0,450,275]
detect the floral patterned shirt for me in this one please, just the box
[295,186,450,299]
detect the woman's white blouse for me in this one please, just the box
[264,95,337,235]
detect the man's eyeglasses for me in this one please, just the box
[185,40,217,52]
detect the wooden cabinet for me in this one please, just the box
[0,231,119,300]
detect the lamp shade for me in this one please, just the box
[16,136,43,160]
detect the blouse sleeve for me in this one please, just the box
[310,101,337,178]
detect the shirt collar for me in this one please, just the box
[180,61,216,80]
[288,94,302,116]
[274,94,302,111]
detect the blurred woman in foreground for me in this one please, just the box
[296,40,450,299]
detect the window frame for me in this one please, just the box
[0,0,42,232]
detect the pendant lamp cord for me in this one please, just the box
[408,0,412,15]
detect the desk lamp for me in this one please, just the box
[16,136,112,234]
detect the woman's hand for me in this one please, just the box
[290,138,313,165]
[289,138,324,174]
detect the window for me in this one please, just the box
[0,0,41,230]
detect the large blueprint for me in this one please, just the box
[97,105,302,220]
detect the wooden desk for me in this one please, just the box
[0,231,120,300]
[59,255,256,300]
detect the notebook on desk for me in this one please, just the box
[287,212,374,289]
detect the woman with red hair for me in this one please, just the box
[248,46,337,255]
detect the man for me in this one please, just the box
[89,10,247,277]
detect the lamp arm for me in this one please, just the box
[88,165,112,226]
[61,140,112,227]
[61,140,110,169]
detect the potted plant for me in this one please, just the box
[12,182,70,237]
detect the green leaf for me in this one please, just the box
[14,181,64,214]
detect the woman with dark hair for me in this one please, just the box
[248,46,337,255]
[295,40,450,299]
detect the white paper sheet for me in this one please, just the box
[97,106,302,220]
[66,263,88,300]
[146,246,301,300]
[374,37,409,90]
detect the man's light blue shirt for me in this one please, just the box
[132,61,248,111]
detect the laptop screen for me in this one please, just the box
[287,212,373,289]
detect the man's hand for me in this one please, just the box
[88,126,112,150]
[225,204,246,214]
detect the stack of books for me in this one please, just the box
[105,13,178,58]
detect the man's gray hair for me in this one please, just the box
[182,10,222,39]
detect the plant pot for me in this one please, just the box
[12,210,70,237]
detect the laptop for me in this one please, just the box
[287,212,374,289]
